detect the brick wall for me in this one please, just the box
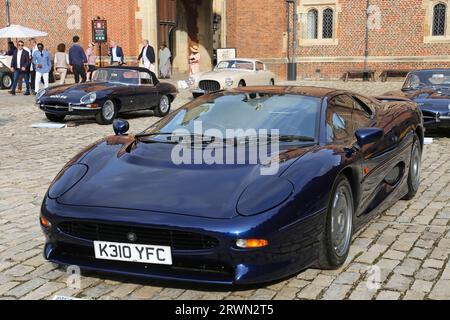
[0,0,141,64]
[226,0,450,80]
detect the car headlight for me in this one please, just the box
[237,176,294,216]
[225,78,234,87]
[80,92,97,104]
[36,89,46,100]
[186,77,195,87]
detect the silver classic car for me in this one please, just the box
[190,58,277,98]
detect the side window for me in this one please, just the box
[352,95,373,130]
[256,62,264,71]
[326,95,353,143]
[140,72,153,85]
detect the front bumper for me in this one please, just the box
[37,103,101,116]
[41,197,325,285]
[422,110,450,129]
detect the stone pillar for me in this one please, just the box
[136,0,159,72]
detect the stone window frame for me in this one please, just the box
[424,0,450,43]
[299,0,341,46]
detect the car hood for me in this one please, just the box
[41,82,118,99]
[57,137,314,219]
[198,69,250,82]
[384,89,450,113]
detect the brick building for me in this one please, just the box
[1,0,450,79]
[226,0,450,79]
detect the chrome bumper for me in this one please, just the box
[37,103,102,111]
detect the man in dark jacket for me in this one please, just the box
[9,40,31,95]
[109,40,124,66]
[69,35,88,83]
[137,40,155,72]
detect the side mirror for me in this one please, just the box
[355,128,384,147]
[113,119,130,136]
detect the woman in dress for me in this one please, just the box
[54,43,70,85]
[189,45,200,76]
[159,43,172,79]
[85,42,97,81]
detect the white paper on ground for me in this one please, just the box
[52,295,85,300]
[31,123,67,129]
[424,137,433,145]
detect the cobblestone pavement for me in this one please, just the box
[0,79,449,300]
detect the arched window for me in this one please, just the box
[433,3,446,36]
[323,8,334,39]
[307,9,318,39]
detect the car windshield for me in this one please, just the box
[92,68,140,85]
[403,70,450,89]
[216,60,254,71]
[144,92,321,142]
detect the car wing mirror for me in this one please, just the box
[113,119,130,136]
[355,128,384,148]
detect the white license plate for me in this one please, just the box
[94,241,172,265]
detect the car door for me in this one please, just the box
[254,61,269,85]
[351,94,402,216]
[133,71,159,110]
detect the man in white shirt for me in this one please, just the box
[9,40,31,95]
[138,40,156,73]
[109,41,124,66]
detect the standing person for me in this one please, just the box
[68,35,88,83]
[54,43,70,85]
[85,42,97,80]
[109,41,124,66]
[159,43,172,79]
[29,38,38,91]
[138,40,155,72]
[9,40,31,96]
[15,42,31,93]
[6,41,17,56]
[33,43,52,94]
[189,45,200,76]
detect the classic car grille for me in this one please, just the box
[58,222,219,250]
[199,80,221,92]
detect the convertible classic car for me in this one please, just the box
[36,66,178,124]
[40,86,423,285]
[0,61,13,90]
[190,58,277,98]
[383,68,450,129]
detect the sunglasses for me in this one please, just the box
[18,44,24,47]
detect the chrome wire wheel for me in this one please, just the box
[411,141,422,191]
[159,95,170,114]
[3,75,12,88]
[331,185,353,257]
[102,100,115,120]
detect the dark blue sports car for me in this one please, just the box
[40,86,424,285]
[383,68,450,129]
[36,66,177,125]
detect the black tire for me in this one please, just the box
[238,80,246,87]
[318,175,354,270]
[96,99,117,125]
[1,74,13,89]
[402,134,422,200]
[45,113,66,123]
[154,95,171,117]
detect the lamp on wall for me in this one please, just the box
[213,14,221,32]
